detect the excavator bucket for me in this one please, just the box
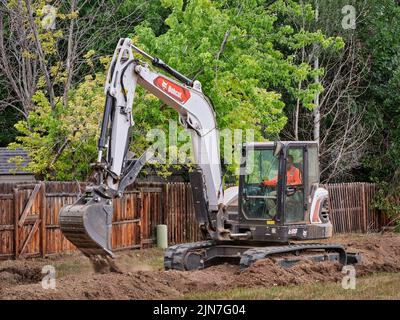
[59,197,114,258]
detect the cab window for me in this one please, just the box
[242,148,279,219]
[284,147,305,223]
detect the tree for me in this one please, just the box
[10,0,342,180]
[281,0,372,182]
[9,62,107,180]
[0,106,19,146]
[1,0,169,171]
[358,1,400,183]
[133,0,342,175]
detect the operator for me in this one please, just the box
[262,155,302,187]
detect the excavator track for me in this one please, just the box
[239,243,349,269]
[164,242,360,271]
[164,241,217,271]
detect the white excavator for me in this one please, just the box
[59,38,359,270]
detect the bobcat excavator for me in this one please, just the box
[59,38,359,270]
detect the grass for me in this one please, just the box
[114,247,165,270]
[51,258,93,278]
[183,273,400,300]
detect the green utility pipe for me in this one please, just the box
[157,224,168,249]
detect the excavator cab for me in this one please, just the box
[226,141,332,243]
[166,141,355,270]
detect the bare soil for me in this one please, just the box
[0,233,399,300]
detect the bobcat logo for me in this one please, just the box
[154,77,190,103]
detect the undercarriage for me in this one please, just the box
[164,241,361,271]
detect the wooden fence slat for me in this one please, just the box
[13,188,19,258]
[0,195,13,200]
[40,182,46,257]
[19,219,40,256]
[18,183,41,227]
[0,225,14,231]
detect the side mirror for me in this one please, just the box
[273,141,284,157]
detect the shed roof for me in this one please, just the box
[0,148,33,175]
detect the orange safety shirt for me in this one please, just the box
[263,166,302,187]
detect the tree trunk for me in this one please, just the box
[63,0,78,108]
[313,0,320,145]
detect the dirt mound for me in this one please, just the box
[0,264,43,287]
[1,271,184,300]
[0,233,399,300]
[238,259,343,287]
[338,233,400,275]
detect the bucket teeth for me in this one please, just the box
[59,196,114,258]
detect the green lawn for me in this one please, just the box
[183,273,400,300]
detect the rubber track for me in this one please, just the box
[239,243,347,268]
[164,240,216,271]
[164,242,347,271]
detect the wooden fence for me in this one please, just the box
[0,181,201,260]
[0,181,389,260]
[324,183,390,233]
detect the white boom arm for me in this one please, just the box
[99,38,223,212]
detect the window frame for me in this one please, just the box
[238,142,316,226]
[239,146,283,223]
[283,146,306,224]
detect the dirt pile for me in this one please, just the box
[0,233,399,300]
[0,262,43,288]
[238,259,343,287]
[331,233,400,275]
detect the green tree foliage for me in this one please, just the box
[9,65,107,180]
[358,1,400,182]
[0,108,20,147]
[348,0,400,223]
[132,0,342,174]
[10,0,341,180]
[0,73,19,146]
[0,0,169,144]
[135,0,342,133]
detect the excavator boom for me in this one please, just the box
[59,38,226,257]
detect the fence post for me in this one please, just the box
[362,183,367,232]
[13,187,19,259]
[40,182,47,257]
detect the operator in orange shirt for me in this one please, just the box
[262,155,302,187]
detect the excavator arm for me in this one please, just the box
[59,38,227,258]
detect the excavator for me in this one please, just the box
[59,38,360,270]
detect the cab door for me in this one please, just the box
[240,147,280,222]
[284,146,306,224]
